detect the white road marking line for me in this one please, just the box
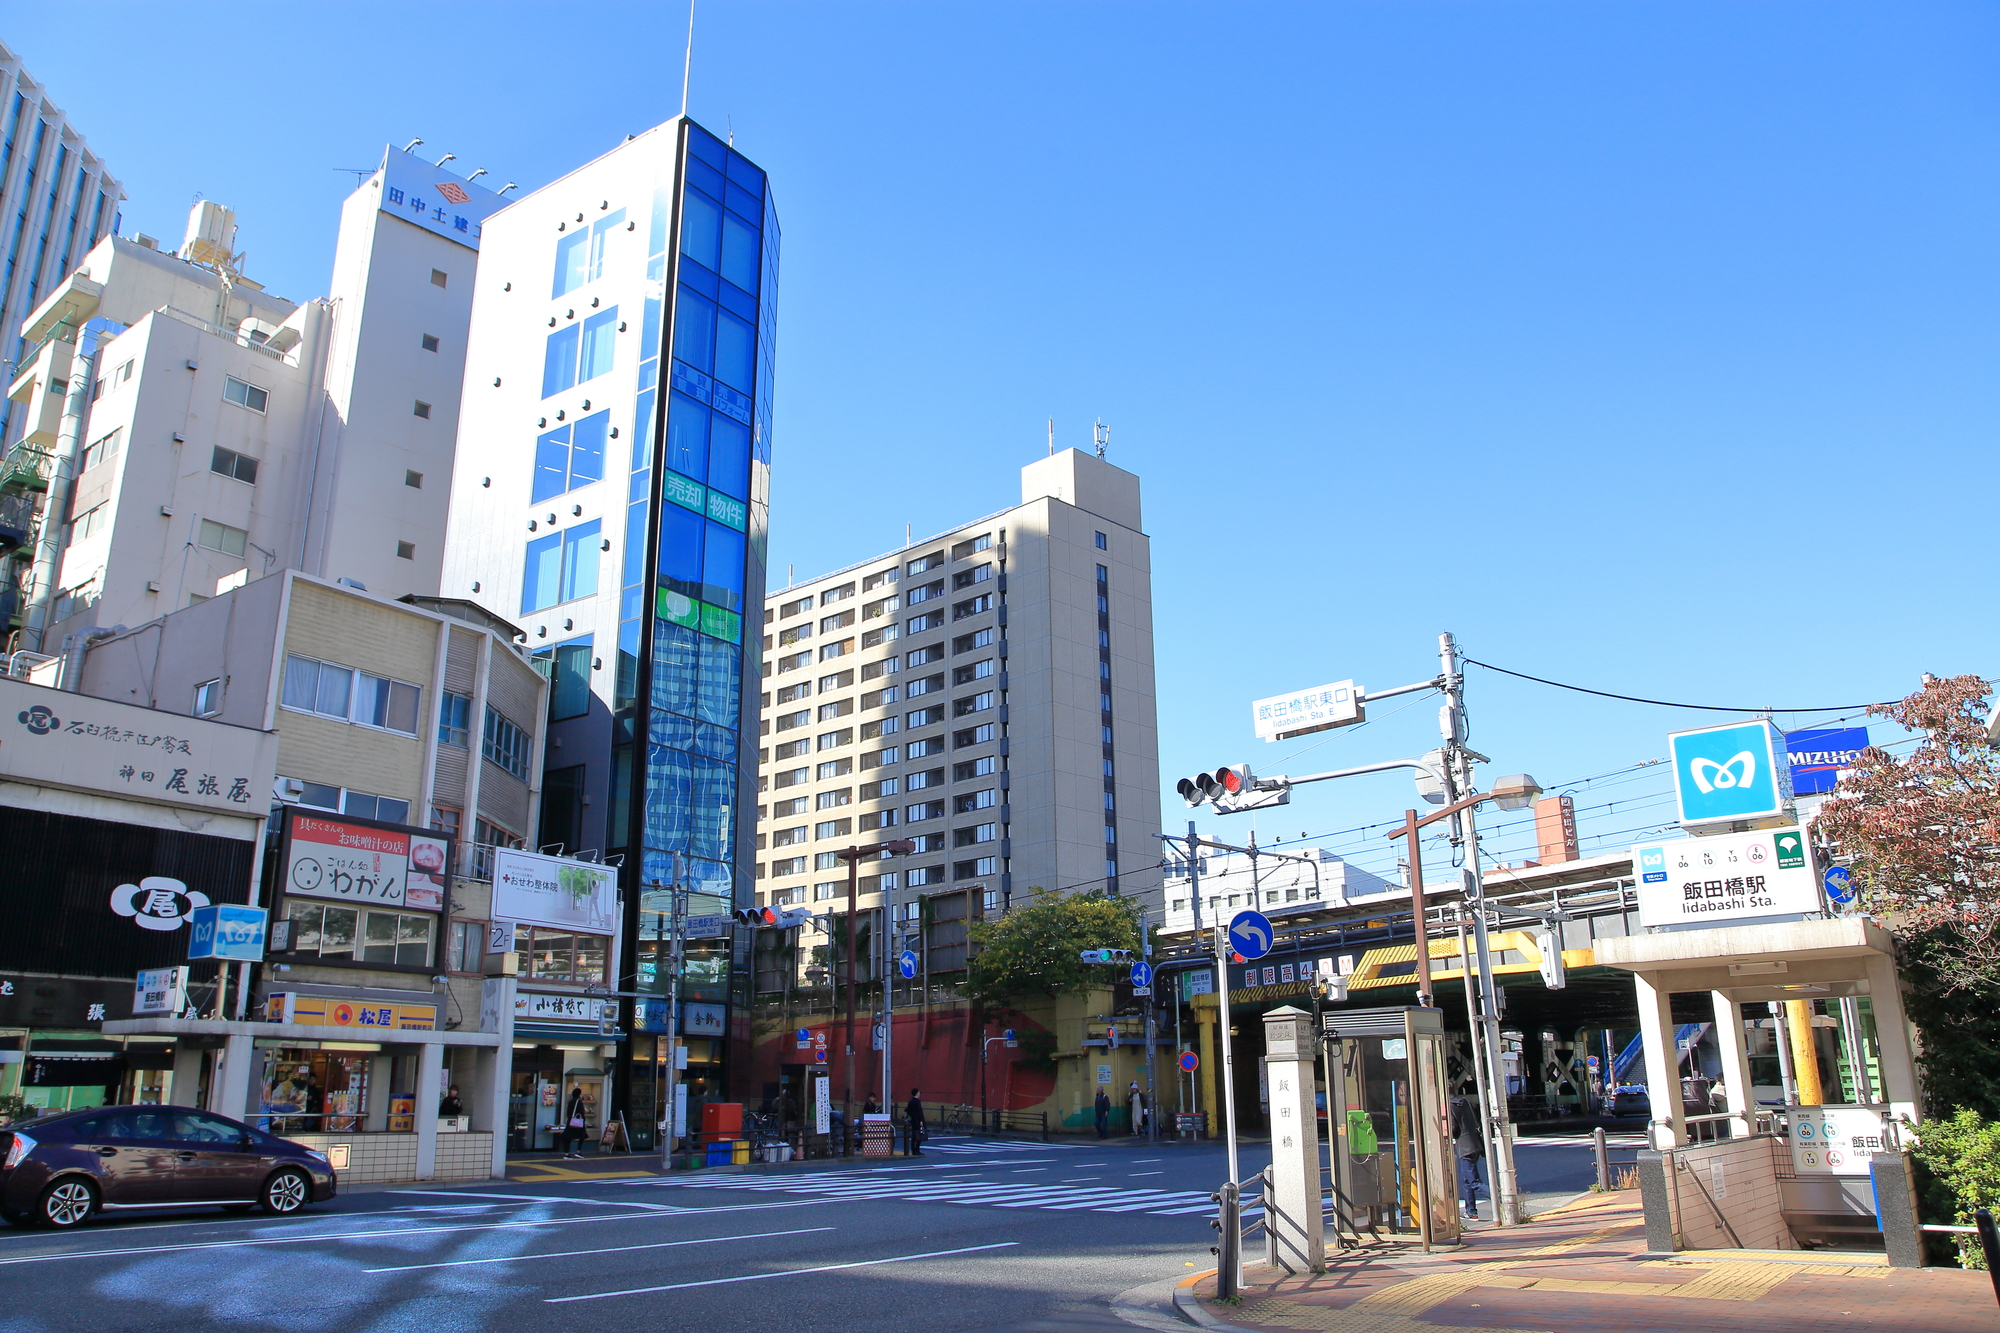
[1061,1177,1102,1182]
[1011,1168,1047,1173]
[1130,1171,1164,1176]
[392,1189,682,1211]
[366,1226,832,1273]
[547,1241,1021,1302]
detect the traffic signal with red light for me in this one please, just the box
[1176,765,1254,807]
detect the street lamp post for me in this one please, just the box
[836,839,914,1143]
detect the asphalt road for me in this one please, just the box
[0,1132,1620,1333]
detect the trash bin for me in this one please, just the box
[731,1139,751,1165]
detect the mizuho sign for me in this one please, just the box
[1668,719,1791,827]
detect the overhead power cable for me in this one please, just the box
[1461,657,1895,715]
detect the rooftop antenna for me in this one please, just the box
[334,168,374,184]
[680,0,697,118]
[1093,419,1109,460]
[1047,418,1054,457]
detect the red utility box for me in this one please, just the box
[702,1103,743,1140]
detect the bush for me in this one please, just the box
[1912,1108,2000,1269]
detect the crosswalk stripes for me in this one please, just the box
[636,1168,1220,1217]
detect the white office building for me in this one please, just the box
[1159,843,1399,938]
[3,147,504,653]
[0,41,124,446]
[755,449,1165,978]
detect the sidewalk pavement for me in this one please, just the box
[1174,1190,1995,1333]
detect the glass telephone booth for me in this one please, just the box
[1324,1005,1460,1250]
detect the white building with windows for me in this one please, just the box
[0,41,124,447]
[1159,843,1399,938]
[3,146,504,653]
[755,449,1164,980]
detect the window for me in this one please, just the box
[531,410,609,501]
[68,504,109,545]
[861,686,898,709]
[773,738,809,759]
[821,583,855,605]
[283,901,359,961]
[776,682,810,704]
[952,564,992,590]
[1103,758,1115,777]
[954,789,997,814]
[819,640,851,661]
[520,520,602,614]
[580,307,618,382]
[811,851,841,872]
[420,333,440,353]
[983,888,1004,914]
[954,858,998,880]
[861,657,899,682]
[282,655,352,720]
[905,675,942,697]
[819,610,855,633]
[1096,564,1109,582]
[79,428,120,472]
[908,835,946,855]
[342,790,410,823]
[517,925,609,984]
[431,807,462,840]
[954,756,997,781]
[542,324,580,397]
[352,672,423,735]
[772,796,808,817]
[862,777,901,799]
[815,818,851,839]
[905,612,944,635]
[818,670,854,692]
[777,650,810,673]
[906,645,943,668]
[814,882,841,901]
[860,718,898,741]
[775,709,810,731]
[953,659,994,685]
[193,678,223,717]
[397,541,416,561]
[816,764,852,785]
[431,268,448,288]
[953,629,994,654]
[860,809,898,831]
[954,823,998,847]
[770,856,806,877]
[906,707,943,729]
[405,470,423,489]
[909,866,945,887]
[774,766,810,788]
[818,699,852,722]
[862,567,899,592]
[772,825,808,847]
[817,728,853,750]
[953,692,994,717]
[413,400,432,419]
[779,595,812,619]
[438,692,472,747]
[951,534,991,559]
[1095,531,1108,550]
[952,594,991,621]
[483,705,532,780]
[222,376,268,414]
[908,551,944,575]
[906,737,946,759]
[862,594,899,621]
[905,801,945,823]
[198,519,248,558]
[777,623,812,648]
[443,919,481,973]
[905,580,945,605]
[954,724,995,748]
[862,624,900,649]
[536,640,593,721]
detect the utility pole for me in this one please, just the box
[1213,921,1243,1292]
[663,854,687,1158]
[1437,631,1520,1226]
[1141,909,1157,1142]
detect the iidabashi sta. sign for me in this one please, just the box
[1632,827,1822,928]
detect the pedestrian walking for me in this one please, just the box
[1450,1095,1486,1221]
[560,1086,590,1159]
[905,1087,926,1156]
[1094,1087,1111,1139]
[1128,1082,1147,1136]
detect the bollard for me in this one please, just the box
[1977,1208,2000,1307]
[1211,1179,1240,1300]
[1594,1126,1610,1191]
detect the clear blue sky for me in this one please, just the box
[12,4,1996,880]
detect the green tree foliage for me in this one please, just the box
[966,887,1148,1010]
[1912,1108,2000,1268]
[1897,925,2000,1122]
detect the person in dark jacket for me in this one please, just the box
[561,1086,590,1159]
[1094,1088,1112,1139]
[904,1088,926,1156]
[1450,1096,1486,1221]
[438,1085,464,1118]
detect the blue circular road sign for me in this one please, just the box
[1130,961,1153,988]
[1228,910,1275,961]
[1824,866,1856,906]
[898,950,919,979]
[1179,1050,1199,1073]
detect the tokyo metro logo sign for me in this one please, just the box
[1670,720,1790,826]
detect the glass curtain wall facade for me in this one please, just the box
[614,121,776,1125]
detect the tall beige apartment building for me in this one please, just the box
[753,449,1162,978]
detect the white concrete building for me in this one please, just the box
[1159,843,1398,938]
[0,40,124,446]
[755,449,1165,979]
[3,147,503,653]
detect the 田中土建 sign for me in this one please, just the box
[1668,719,1791,826]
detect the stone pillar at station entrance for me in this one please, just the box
[1261,1005,1324,1274]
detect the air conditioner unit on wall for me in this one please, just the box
[274,777,304,802]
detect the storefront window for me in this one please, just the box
[287,900,430,966]
[257,1048,370,1133]
[513,925,608,984]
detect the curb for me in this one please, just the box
[1170,1272,1259,1333]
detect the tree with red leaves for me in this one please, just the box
[1815,673,2000,993]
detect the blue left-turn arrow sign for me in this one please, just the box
[1228,910,1274,961]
